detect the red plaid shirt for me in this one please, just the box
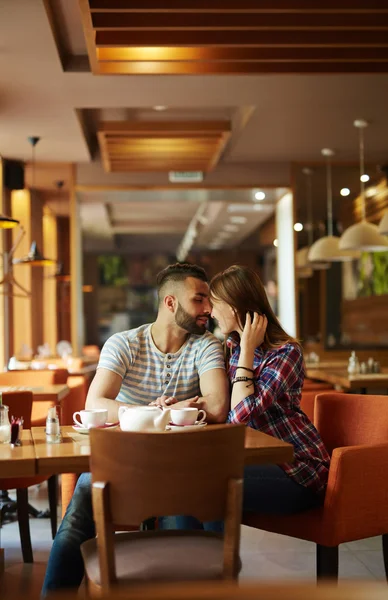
[226,335,330,495]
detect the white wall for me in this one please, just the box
[276,192,297,337]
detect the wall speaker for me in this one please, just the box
[4,160,25,190]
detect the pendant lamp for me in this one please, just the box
[308,149,360,263]
[296,168,329,274]
[0,215,20,229]
[339,120,388,252]
[13,241,56,267]
[12,137,56,267]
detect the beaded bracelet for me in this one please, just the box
[232,376,254,388]
[236,366,254,373]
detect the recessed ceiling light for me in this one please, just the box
[230,216,247,224]
[294,223,303,232]
[254,191,266,201]
[340,187,350,197]
[253,204,265,211]
[360,174,370,182]
[223,224,239,232]
[273,239,278,247]
[153,105,167,111]
[218,231,233,239]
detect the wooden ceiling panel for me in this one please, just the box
[97,121,231,173]
[79,0,388,74]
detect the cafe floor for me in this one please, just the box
[0,482,386,599]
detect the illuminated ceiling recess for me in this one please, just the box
[97,121,231,173]
[78,0,388,76]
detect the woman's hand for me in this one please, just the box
[240,312,268,353]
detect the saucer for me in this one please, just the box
[72,423,119,435]
[167,421,207,432]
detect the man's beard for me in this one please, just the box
[175,303,208,335]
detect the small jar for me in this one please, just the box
[0,404,11,444]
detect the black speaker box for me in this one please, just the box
[4,160,25,190]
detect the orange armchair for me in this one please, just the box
[243,393,388,580]
[0,391,58,563]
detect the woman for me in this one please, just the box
[209,265,330,515]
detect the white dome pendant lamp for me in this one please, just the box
[308,149,360,263]
[339,120,388,252]
[296,168,330,274]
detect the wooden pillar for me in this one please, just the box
[70,165,84,355]
[11,189,33,356]
[43,205,58,352]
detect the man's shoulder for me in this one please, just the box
[189,330,223,350]
[106,324,150,347]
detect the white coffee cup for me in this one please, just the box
[170,407,206,426]
[73,409,108,429]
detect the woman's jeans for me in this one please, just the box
[42,465,321,595]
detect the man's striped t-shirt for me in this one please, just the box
[97,323,225,405]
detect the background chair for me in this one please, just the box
[243,393,388,580]
[303,380,334,392]
[0,391,57,563]
[81,424,246,595]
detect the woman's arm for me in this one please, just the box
[231,312,267,410]
[229,343,304,424]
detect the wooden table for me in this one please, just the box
[0,430,36,477]
[306,367,388,393]
[0,384,69,403]
[31,426,294,476]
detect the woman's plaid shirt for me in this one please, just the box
[226,335,330,494]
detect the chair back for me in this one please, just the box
[300,390,345,424]
[1,391,33,428]
[303,381,333,391]
[315,393,388,454]
[90,424,245,526]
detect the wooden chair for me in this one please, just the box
[303,381,334,392]
[0,391,57,562]
[243,393,388,581]
[81,424,246,595]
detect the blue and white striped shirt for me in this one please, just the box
[98,323,225,405]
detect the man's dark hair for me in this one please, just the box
[156,263,208,301]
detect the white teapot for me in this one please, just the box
[118,405,170,432]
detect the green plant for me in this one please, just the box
[357,251,388,297]
[97,255,128,286]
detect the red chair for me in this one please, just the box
[0,391,58,563]
[243,393,388,580]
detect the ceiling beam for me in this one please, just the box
[97,46,388,61]
[89,1,388,13]
[98,60,388,74]
[92,12,388,29]
[99,121,231,134]
[95,29,388,46]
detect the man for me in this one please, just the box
[42,263,229,595]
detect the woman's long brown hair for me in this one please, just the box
[210,265,300,351]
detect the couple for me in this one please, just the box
[42,263,330,594]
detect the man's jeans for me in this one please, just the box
[42,465,321,595]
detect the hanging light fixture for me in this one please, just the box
[12,137,56,267]
[339,120,388,252]
[296,168,329,274]
[308,149,360,263]
[0,215,20,229]
[13,240,56,267]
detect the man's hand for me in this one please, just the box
[149,395,200,408]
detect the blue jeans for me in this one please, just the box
[161,464,322,532]
[42,466,321,595]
